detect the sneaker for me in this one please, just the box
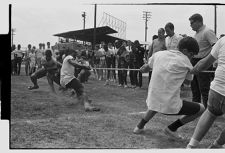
[124,85,128,88]
[164,127,183,140]
[104,80,109,86]
[133,126,144,134]
[85,106,100,112]
[28,85,39,90]
[186,144,196,149]
[208,143,224,149]
[118,84,122,87]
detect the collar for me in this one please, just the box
[197,25,206,33]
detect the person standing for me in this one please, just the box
[134,40,145,89]
[189,13,218,108]
[11,45,16,75]
[36,43,44,70]
[29,46,37,75]
[186,36,225,149]
[24,44,32,76]
[13,44,24,75]
[165,22,183,50]
[148,29,167,83]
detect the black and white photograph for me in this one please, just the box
[1,0,225,151]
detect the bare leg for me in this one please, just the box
[187,109,217,148]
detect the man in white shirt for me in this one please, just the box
[189,13,218,108]
[133,37,205,141]
[187,36,225,149]
[165,22,183,50]
[60,49,100,112]
[13,44,24,75]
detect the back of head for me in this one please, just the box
[178,36,199,55]
[189,13,203,23]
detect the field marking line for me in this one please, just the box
[127,111,146,115]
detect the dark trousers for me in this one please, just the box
[129,63,137,86]
[136,63,143,88]
[118,64,128,86]
[106,56,112,80]
[191,58,213,108]
[15,57,22,75]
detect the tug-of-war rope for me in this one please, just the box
[92,67,215,73]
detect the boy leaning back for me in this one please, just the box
[133,36,205,140]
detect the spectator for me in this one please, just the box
[13,44,24,75]
[165,22,183,50]
[189,13,218,108]
[24,44,31,76]
[134,40,145,88]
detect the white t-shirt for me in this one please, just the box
[60,55,75,87]
[165,33,183,50]
[210,37,225,96]
[29,52,36,67]
[146,50,193,114]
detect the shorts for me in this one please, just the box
[163,100,201,116]
[33,68,47,79]
[65,78,84,97]
[208,89,225,116]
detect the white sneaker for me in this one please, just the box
[164,127,183,140]
[133,126,144,134]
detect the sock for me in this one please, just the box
[168,119,184,132]
[137,119,148,129]
[188,138,199,147]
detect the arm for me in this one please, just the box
[68,59,91,70]
[190,54,216,74]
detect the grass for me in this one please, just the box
[10,70,225,149]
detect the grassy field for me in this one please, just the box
[10,69,224,149]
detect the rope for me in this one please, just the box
[92,67,215,73]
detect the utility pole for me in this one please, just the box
[11,28,16,47]
[142,11,151,43]
[82,12,86,45]
[82,12,86,29]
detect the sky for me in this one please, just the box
[1,0,225,49]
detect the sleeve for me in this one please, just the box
[147,54,155,68]
[210,39,221,59]
[205,29,218,46]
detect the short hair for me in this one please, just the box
[158,28,165,33]
[45,49,52,57]
[152,35,158,40]
[178,36,199,55]
[165,22,174,30]
[189,13,203,23]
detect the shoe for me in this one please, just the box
[133,126,144,134]
[85,106,100,112]
[186,144,196,149]
[28,85,39,90]
[208,143,224,149]
[104,80,109,86]
[124,85,128,88]
[164,127,183,140]
[118,84,122,87]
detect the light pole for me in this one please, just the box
[11,28,16,47]
[82,12,86,45]
[142,11,151,43]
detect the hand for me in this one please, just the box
[140,64,150,73]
